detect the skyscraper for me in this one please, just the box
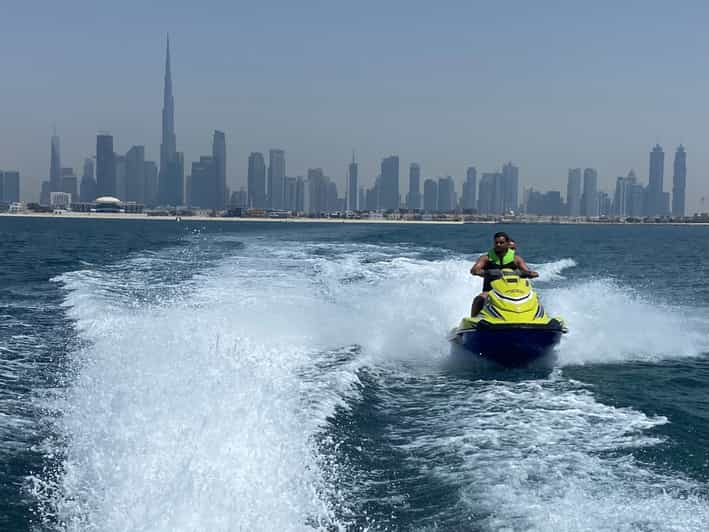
[125,145,145,203]
[407,163,421,210]
[61,168,78,200]
[501,162,519,214]
[437,177,456,212]
[380,155,399,211]
[613,170,644,217]
[268,149,286,209]
[566,168,582,216]
[462,166,477,211]
[672,145,686,217]
[581,168,598,217]
[159,36,183,205]
[115,155,126,201]
[96,133,116,197]
[477,173,496,214]
[284,176,297,212]
[647,144,665,216]
[306,168,327,214]
[144,161,158,206]
[423,178,437,212]
[50,133,61,192]
[190,156,216,208]
[0,171,20,203]
[247,152,266,209]
[348,152,358,211]
[80,158,97,202]
[213,130,226,209]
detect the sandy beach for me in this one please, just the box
[1,212,706,226]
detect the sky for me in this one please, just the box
[1,0,707,213]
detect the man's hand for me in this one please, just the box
[528,271,539,278]
[470,255,488,276]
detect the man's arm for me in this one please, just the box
[514,255,539,278]
[470,255,489,276]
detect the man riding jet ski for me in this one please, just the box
[470,232,537,317]
[450,233,567,366]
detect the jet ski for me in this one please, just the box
[449,269,567,367]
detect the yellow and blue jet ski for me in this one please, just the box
[449,269,567,367]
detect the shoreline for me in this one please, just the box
[1,212,707,226]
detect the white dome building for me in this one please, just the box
[93,196,124,213]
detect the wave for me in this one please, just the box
[33,238,708,530]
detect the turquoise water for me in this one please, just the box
[1,218,707,531]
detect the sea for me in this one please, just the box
[1,217,707,532]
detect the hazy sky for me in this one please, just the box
[1,0,707,212]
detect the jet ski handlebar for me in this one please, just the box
[475,269,533,279]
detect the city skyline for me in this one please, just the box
[1,1,707,212]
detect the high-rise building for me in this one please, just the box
[96,133,116,197]
[50,134,61,192]
[423,178,437,212]
[501,162,519,214]
[125,145,146,203]
[407,163,421,210]
[248,152,266,209]
[295,177,305,213]
[144,161,158,206]
[462,166,477,211]
[364,180,379,211]
[526,189,562,216]
[437,177,456,212]
[347,152,358,211]
[672,145,686,217]
[581,168,598,217]
[213,131,226,209]
[0,171,20,203]
[80,158,97,202]
[61,168,78,200]
[306,168,327,214]
[284,177,297,212]
[159,36,183,205]
[115,155,126,201]
[646,144,664,216]
[598,191,612,217]
[268,149,285,209]
[40,181,51,205]
[477,173,496,214]
[613,170,644,217]
[380,155,399,211]
[190,156,216,208]
[566,168,582,216]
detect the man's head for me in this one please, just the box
[493,232,510,254]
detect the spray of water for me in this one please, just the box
[32,237,707,530]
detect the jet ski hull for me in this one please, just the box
[453,326,563,367]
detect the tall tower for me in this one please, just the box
[647,144,664,215]
[408,163,422,210]
[501,162,519,214]
[50,132,61,192]
[267,149,285,209]
[248,152,266,209]
[96,133,116,197]
[566,168,582,216]
[582,168,598,217]
[672,145,686,217]
[159,35,183,205]
[213,130,226,209]
[462,166,476,211]
[380,155,399,211]
[348,151,358,211]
